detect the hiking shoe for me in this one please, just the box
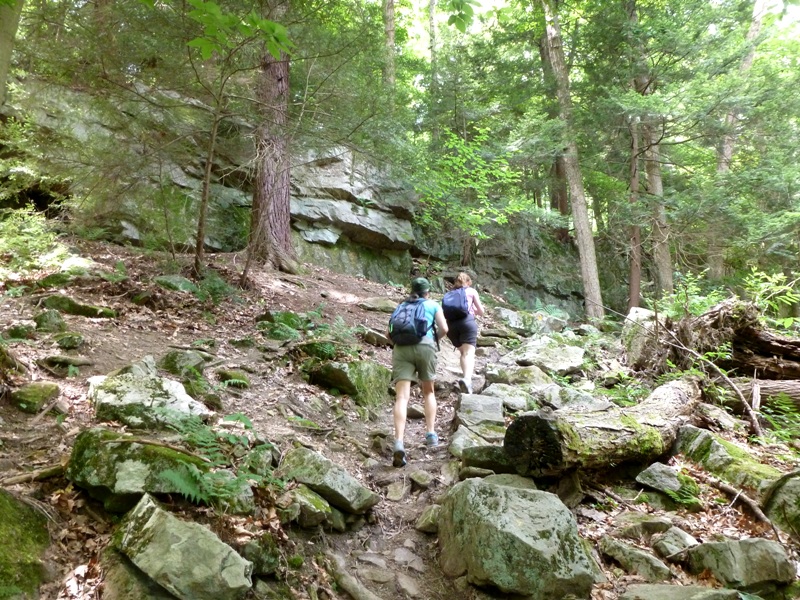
[425,432,439,448]
[458,378,472,395]
[392,441,407,467]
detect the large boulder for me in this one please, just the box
[277,447,379,514]
[438,478,595,598]
[498,336,585,377]
[306,360,391,409]
[115,494,252,600]
[88,373,213,429]
[622,307,668,371]
[686,538,794,593]
[65,427,209,512]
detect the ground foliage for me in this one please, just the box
[1,239,800,599]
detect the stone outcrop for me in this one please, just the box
[438,478,595,598]
[115,494,252,600]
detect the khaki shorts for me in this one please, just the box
[391,342,438,383]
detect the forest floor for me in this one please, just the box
[0,238,797,600]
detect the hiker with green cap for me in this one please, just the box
[386,277,448,467]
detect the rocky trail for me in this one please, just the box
[2,240,800,600]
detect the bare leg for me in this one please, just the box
[393,380,411,444]
[459,343,476,382]
[420,380,437,434]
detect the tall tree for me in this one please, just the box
[0,0,24,106]
[248,0,296,274]
[382,0,396,88]
[540,0,605,319]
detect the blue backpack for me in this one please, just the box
[389,299,433,345]
[442,287,469,322]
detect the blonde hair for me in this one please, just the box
[454,272,472,289]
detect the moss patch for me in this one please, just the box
[0,490,50,597]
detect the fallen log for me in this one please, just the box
[503,379,701,476]
[726,378,800,415]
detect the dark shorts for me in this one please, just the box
[392,341,438,383]
[446,315,478,347]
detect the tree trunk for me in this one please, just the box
[731,378,800,415]
[628,115,642,311]
[541,0,604,320]
[504,379,701,476]
[644,121,673,297]
[382,0,396,89]
[538,36,570,242]
[428,0,439,142]
[0,0,24,106]
[249,2,296,274]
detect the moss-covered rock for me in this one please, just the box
[9,381,60,414]
[0,489,51,598]
[255,310,307,329]
[258,321,301,341]
[42,294,116,318]
[65,427,209,512]
[36,272,75,289]
[216,369,250,389]
[33,309,67,333]
[3,322,36,340]
[153,275,197,293]
[306,360,390,409]
[158,350,211,378]
[53,331,85,350]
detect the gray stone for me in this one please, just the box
[613,512,673,541]
[292,484,332,527]
[386,481,408,502]
[356,553,387,569]
[484,363,553,387]
[277,447,379,514]
[652,527,699,561]
[407,403,425,419]
[291,197,414,249]
[357,297,399,313]
[499,336,585,376]
[599,537,671,582]
[65,427,209,513]
[686,538,794,591]
[101,550,177,600]
[415,505,440,533]
[479,383,534,412]
[396,572,422,598]
[636,463,682,494]
[357,566,393,583]
[116,495,252,600]
[620,584,739,600]
[240,534,281,577]
[409,470,434,489]
[439,478,594,598]
[456,394,505,428]
[483,473,538,490]
[88,373,214,430]
[764,472,800,539]
[461,445,516,474]
[448,425,494,459]
[459,466,494,480]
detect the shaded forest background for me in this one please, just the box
[0,0,799,318]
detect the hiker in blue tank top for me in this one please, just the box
[444,272,485,395]
[387,277,448,468]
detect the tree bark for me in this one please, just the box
[731,379,800,414]
[644,121,673,297]
[249,1,296,274]
[0,0,24,106]
[540,0,604,320]
[628,115,642,311]
[504,379,701,476]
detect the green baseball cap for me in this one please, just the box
[411,277,431,293]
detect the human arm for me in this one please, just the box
[471,289,485,317]
[434,307,448,340]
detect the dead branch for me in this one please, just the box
[1,463,65,486]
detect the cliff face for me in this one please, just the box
[4,80,584,316]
